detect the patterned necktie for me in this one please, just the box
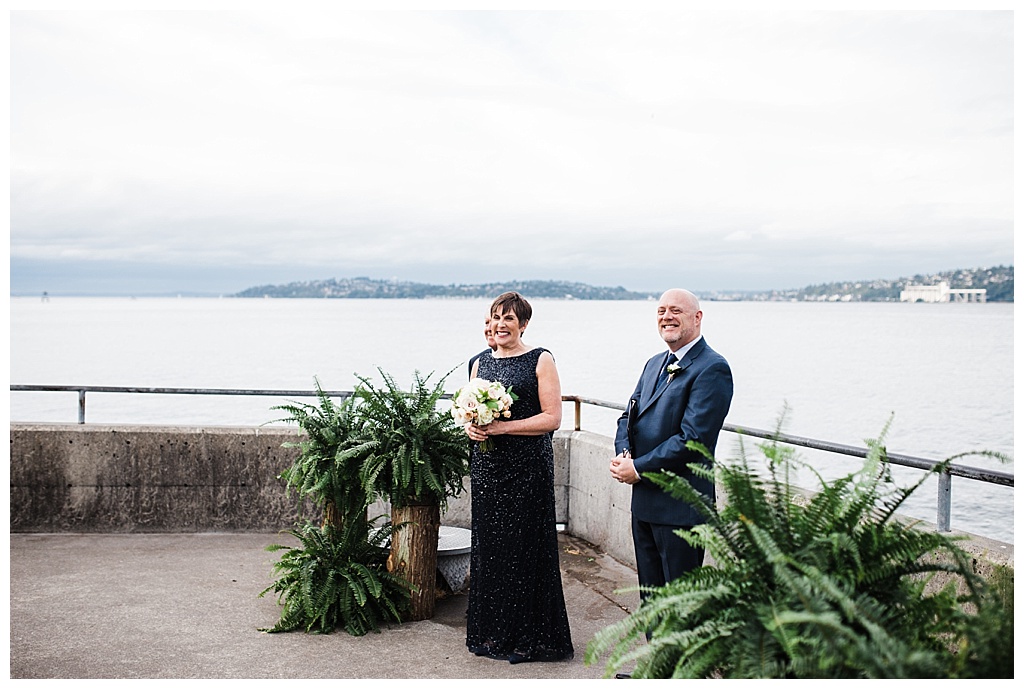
[655,353,678,393]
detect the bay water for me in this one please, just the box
[8,296,1015,543]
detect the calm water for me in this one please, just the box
[9,297,1015,543]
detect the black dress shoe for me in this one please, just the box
[614,673,632,679]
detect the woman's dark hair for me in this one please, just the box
[490,291,532,324]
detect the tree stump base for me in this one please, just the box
[388,502,441,621]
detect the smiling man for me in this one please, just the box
[610,288,734,601]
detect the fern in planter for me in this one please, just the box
[585,411,1013,679]
[352,368,471,621]
[258,517,411,635]
[261,380,412,635]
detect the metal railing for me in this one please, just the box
[562,395,1014,534]
[10,384,1015,533]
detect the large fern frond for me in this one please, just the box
[585,406,1013,679]
[353,367,469,509]
[259,517,412,636]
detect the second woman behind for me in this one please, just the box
[464,291,574,664]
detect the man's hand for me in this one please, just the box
[610,451,640,485]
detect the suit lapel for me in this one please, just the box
[640,350,674,412]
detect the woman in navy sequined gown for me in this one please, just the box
[463,292,574,664]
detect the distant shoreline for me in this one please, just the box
[11,264,1013,302]
[225,266,1015,303]
[11,293,1013,304]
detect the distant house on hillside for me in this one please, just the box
[900,281,987,303]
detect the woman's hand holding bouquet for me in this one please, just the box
[451,378,517,452]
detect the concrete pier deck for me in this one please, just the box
[9,531,641,680]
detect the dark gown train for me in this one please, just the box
[466,347,574,663]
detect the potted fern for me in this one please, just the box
[259,382,412,634]
[353,368,471,621]
[585,411,1014,678]
[271,383,372,531]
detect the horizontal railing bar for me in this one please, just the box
[725,426,1015,487]
[561,396,1015,488]
[10,384,358,398]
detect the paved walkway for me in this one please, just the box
[10,532,640,680]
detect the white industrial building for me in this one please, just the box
[900,281,987,303]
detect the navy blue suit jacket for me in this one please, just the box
[614,338,733,526]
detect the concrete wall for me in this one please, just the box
[9,423,1013,579]
[563,430,636,566]
[9,423,311,532]
[8,423,569,536]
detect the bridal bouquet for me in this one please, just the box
[450,377,517,452]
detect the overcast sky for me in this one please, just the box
[9,8,1014,295]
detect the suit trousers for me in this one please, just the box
[631,514,705,600]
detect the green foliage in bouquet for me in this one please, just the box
[586,410,1013,679]
[355,368,470,509]
[258,517,411,635]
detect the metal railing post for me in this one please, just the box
[937,471,952,532]
[78,390,86,424]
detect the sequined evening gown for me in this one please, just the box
[465,348,574,663]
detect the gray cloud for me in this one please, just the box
[9,10,1013,295]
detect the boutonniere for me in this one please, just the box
[666,363,681,379]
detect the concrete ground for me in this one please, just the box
[9,531,641,680]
